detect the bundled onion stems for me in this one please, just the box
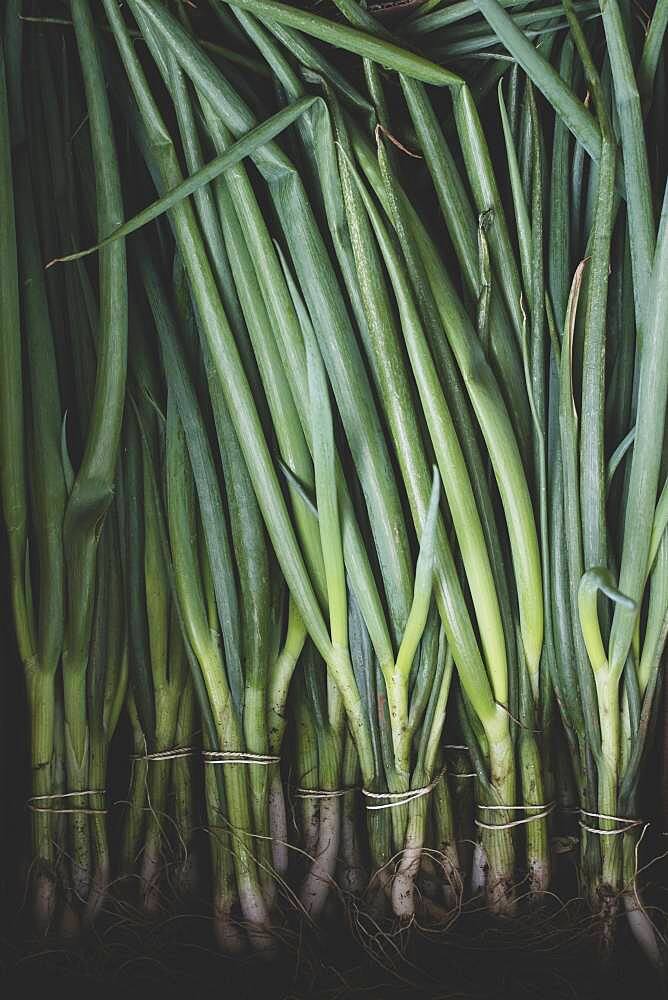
[0,0,666,974]
[1,4,64,930]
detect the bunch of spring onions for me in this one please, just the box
[0,0,666,972]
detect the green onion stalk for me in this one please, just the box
[140,248,273,948]
[84,512,128,923]
[576,183,668,957]
[551,9,621,931]
[290,646,364,920]
[119,409,153,887]
[444,738,476,904]
[293,650,346,917]
[337,732,367,897]
[342,119,540,908]
[171,678,198,899]
[119,690,150,883]
[592,0,665,960]
[160,23,282,913]
[1,0,65,931]
[191,277,279,916]
[497,73,554,898]
[165,385,274,951]
[339,137,520,912]
[268,595,306,882]
[282,260,390,917]
[123,310,193,914]
[136,166,307,940]
[58,0,128,910]
[500,0,668,953]
[280,206,458,919]
[292,669,322,886]
[202,730,245,955]
[539,33,604,919]
[55,70,129,911]
[138,434,189,914]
